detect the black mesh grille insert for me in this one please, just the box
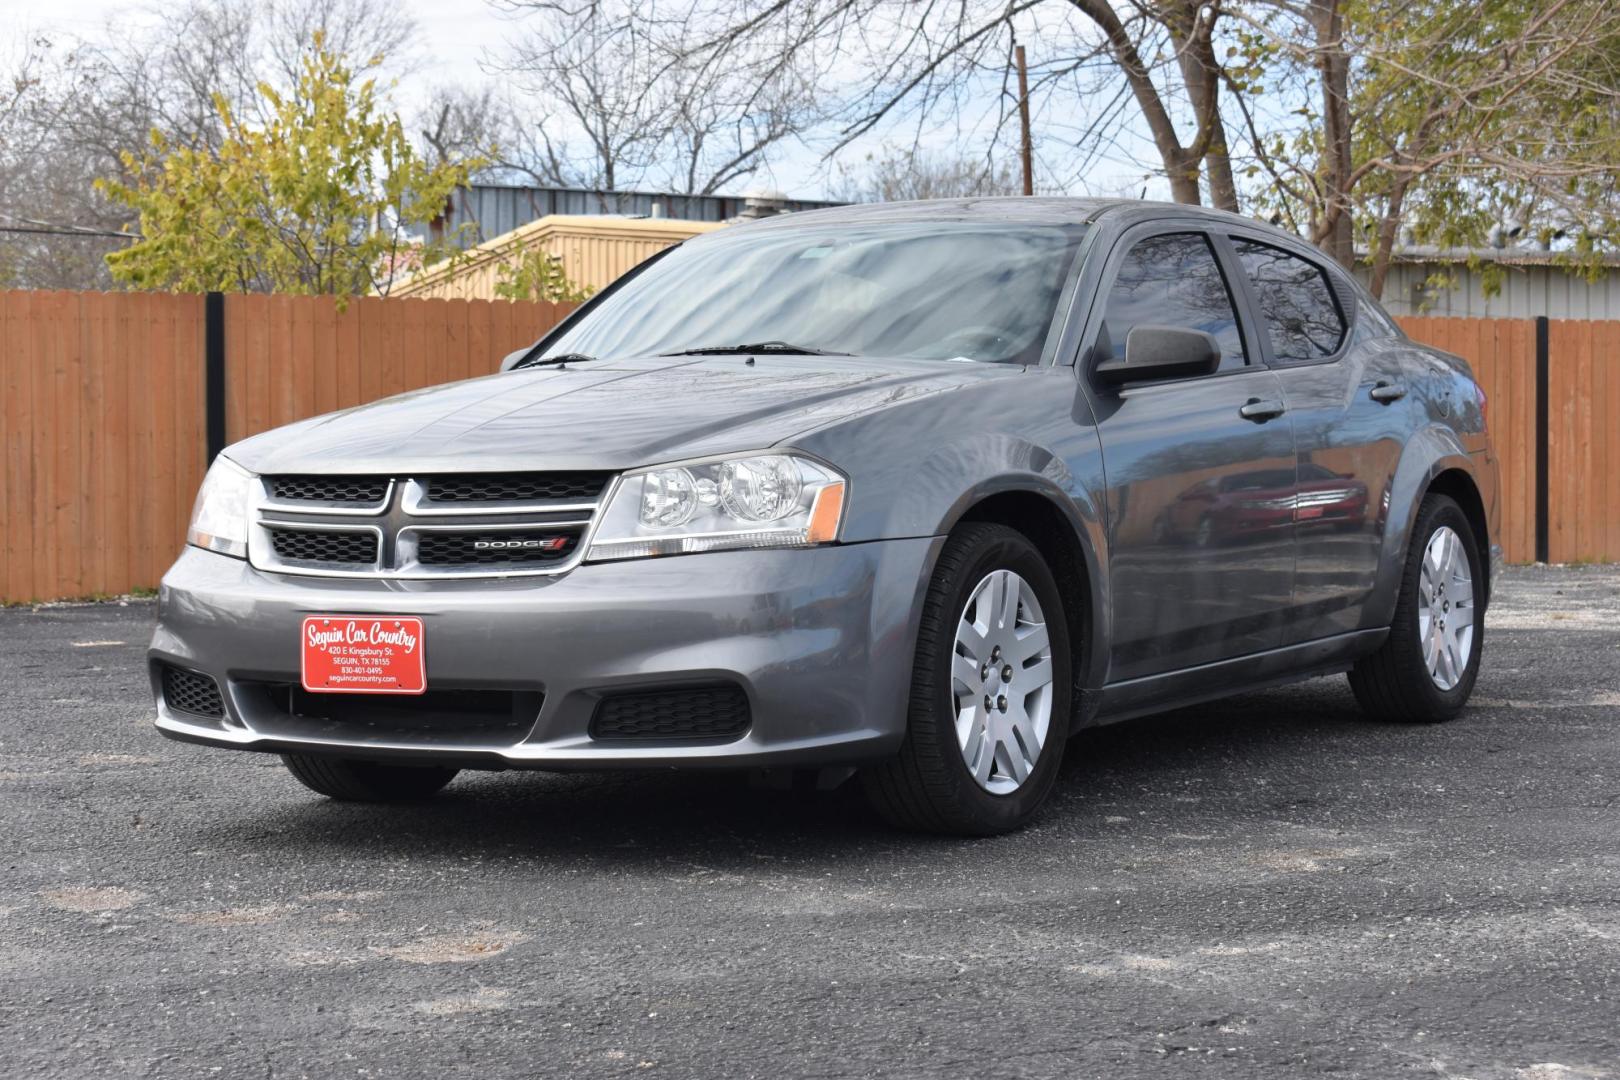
[270,528,378,564]
[424,473,609,503]
[245,685,545,748]
[590,685,751,741]
[162,665,224,718]
[269,475,389,503]
[414,529,579,566]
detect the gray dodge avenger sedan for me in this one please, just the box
[150,197,1500,835]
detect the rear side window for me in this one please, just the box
[1359,299,1401,337]
[1102,233,1246,372]
[1233,239,1346,361]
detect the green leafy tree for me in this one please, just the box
[1227,0,1620,294]
[98,40,478,298]
[492,247,595,303]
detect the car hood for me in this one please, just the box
[227,355,1021,475]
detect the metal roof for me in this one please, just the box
[415,184,846,248]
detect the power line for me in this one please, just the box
[0,224,137,239]
[0,212,140,240]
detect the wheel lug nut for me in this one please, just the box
[997,695,1008,712]
[1002,665,1014,681]
[980,664,990,680]
[984,695,993,711]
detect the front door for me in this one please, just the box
[1086,230,1298,682]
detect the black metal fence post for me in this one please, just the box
[205,292,226,463]
[1534,315,1550,564]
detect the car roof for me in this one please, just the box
[715,196,1287,234]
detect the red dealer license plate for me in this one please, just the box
[301,616,426,695]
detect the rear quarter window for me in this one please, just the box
[1233,239,1347,361]
[1357,299,1402,339]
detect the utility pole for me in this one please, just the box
[1015,44,1034,196]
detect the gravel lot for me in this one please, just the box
[2,566,1617,1079]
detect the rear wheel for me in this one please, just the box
[281,754,460,802]
[1347,494,1484,722]
[863,523,1072,835]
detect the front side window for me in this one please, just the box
[1233,239,1347,361]
[1100,233,1247,372]
[539,221,1086,366]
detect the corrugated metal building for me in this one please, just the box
[414,183,844,248]
[1356,248,1620,319]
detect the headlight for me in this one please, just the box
[186,456,255,558]
[587,452,846,561]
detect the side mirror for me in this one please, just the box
[1093,325,1221,387]
[499,347,535,372]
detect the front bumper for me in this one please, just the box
[149,539,940,769]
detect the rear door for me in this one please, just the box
[1223,232,1406,643]
[1085,226,1297,682]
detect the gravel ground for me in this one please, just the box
[1,566,1617,1079]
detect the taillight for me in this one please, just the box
[1476,384,1488,428]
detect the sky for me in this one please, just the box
[3,0,1160,201]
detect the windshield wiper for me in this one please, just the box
[513,352,602,370]
[659,341,851,357]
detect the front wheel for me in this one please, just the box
[1348,494,1484,722]
[863,523,1072,835]
[281,754,460,802]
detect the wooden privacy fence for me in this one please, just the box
[1399,317,1539,564]
[1,291,578,603]
[1400,316,1620,565]
[221,294,578,445]
[0,290,1614,603]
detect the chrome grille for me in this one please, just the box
[249,472,610,579]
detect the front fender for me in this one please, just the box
[1364,423,1475,630]
[792,375,1109,697]
[931,462,1111,702]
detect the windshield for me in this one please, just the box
[539,221,1087,366]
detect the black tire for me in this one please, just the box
[1348,494,1484,722]
[862,523,1073,835]
[280,754,459,802]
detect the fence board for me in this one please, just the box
[31,292,59,597]
[1547,319,1620,563]
[3,292,34,600]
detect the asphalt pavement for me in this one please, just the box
[2,566,1617,1079]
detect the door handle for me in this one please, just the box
[1239,398,1286,421]
[1369,381,1407,404]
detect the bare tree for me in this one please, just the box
[832,144,1024,202]
[490,0,823,195]
[417,84,502,167]
[260,0,416,84]
[0,33,139,289]
[672,0,1241,208]
[492,9,668,192]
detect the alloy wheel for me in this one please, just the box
[1418,525,1475,690]
[952,569,1055,795]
